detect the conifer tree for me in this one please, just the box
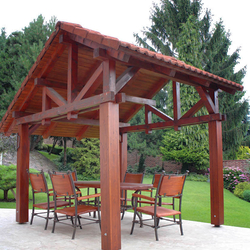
[134,0,248,164]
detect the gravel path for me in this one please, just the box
[2,150,58,172]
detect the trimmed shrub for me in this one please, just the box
[234,182,250,199]
[243,190,250,202]
[46,144,63,155]
[186,173,209,182]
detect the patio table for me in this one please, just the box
[74,181,153,191]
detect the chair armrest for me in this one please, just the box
[77,193,101,201]
[132,193,155,201]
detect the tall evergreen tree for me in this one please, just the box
[134,0,248,163]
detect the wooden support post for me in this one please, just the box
[208,120,224,226]
[16,124,30,223]
[100,102,121,250]
[173,81,181,131]
[120,133,128,182]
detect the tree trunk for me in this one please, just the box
[30,135,42,151]
[49,138,58,155]
[4,190,8,200]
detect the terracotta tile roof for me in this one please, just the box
[0,21,244,138]
[56,21,243,92]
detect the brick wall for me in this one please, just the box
[223,159,249,172]
[127,151,182,173]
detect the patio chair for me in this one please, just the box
[27,169,72,230]
[138,172,178,218]
[121,171,144,219]
[130,173,187,241]
[49,171,101,239]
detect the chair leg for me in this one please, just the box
[72,216,78,240]
[130,209,137,235]
[30,207,35,225]
[44,207,50,230]
[52,212,58,233]
[154,216,159,241]
[78,216,82,229]
[179,214,183,235]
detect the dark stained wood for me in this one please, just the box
[34,78,67,89]
[208,120,224,226]
[120,133,128,182]
[28,124,41,136]
[181,99,204,119]
[120,113,225,133]
[46,87,67,106]
[16,124,30,223]
[173,81,181,131]
[145,104,173,122]
[74,62,103,102]
[196,86,216,114]
[42,122,57,139]
[115,67,140,94]
[42,86,51,126]
[100,102,121,250]
[16,92,115,125]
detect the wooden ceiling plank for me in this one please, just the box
[115,67,140,94]
[15,91,115,125]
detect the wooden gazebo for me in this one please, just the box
[0,21,243,250]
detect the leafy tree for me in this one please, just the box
[0,15,57,120]
[0,164,16,200]
[72,139,100,180]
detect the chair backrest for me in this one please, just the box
[49,171,75,197]
[152,173,162,188]
[124,172,144,183]
[158,174,186,197]
[53,169,78,181]
[28,170,48,193]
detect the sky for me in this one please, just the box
[1,0,249,98]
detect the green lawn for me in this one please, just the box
[1,177,250,228]
[38,151,60,161]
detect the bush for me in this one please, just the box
[223,167,249,192]
[243,190,250,202]
[0,165,16,200]
[46,144,63,155]
[234,182,250,199]
[186,173,209,182]
[144,166,163,175]
[236,146,250,160]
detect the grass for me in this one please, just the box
[38,151,60,161]
[1,176,250,228]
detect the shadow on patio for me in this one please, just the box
[0,209,249,250]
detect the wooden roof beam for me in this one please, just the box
[196,86,216,114]
[42,122,57,139]
[15,91,115,125]
[115,67,140,94]
[120,113,225,133]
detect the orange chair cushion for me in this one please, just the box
[55,204,98,217]
[136,206,181,217]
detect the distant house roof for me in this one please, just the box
[0,21,243,138]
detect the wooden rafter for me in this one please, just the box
[15,91,115,125]
[42,122,57,139]
[120,113,225,133]
[196,86,216,114]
